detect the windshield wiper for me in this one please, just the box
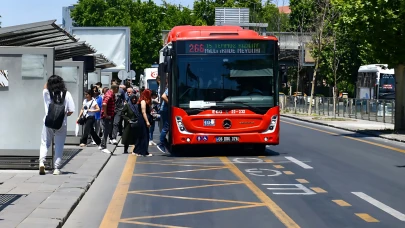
[214,101,263,113]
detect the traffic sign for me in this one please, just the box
[151,71,158,78]
[118,70,128,80]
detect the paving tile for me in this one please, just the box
[17,217,61,228]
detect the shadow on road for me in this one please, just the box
[332,129,402,139]
[167,144,280,158]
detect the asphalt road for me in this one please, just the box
[64,117,405,228]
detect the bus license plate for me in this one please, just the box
[216,136,239,143]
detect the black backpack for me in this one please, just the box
[45,90,67,130]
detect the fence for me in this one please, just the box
[279,95,395,124]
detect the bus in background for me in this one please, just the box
[139,67,159,91]
[357,64,395,100]
[158,25,283,153]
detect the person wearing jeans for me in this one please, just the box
[100,84,118,154]
[157,86,169,153]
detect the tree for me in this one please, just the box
[308,0,333,115]
[336,0,405,130]
[71,0,166,80]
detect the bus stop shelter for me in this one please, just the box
[0,20,115,169]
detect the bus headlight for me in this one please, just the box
[175,116,186,131]
[269,115,278,131]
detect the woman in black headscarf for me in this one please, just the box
[121,94,138,154]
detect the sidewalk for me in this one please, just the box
[0,140,119,228]
[282,113,405,143]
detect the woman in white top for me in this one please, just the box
[40,75,75,175]
[77,89,101,147]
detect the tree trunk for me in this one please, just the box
[308,59,319,115]
[333,85,337,119]
[296,69,300,93]
[394,64,405,131]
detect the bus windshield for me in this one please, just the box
[379,73,395,93]
[176,54,275,110]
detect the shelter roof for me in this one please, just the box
[0,20,115,67]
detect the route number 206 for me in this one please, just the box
[189,44,204,53]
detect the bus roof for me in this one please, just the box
[359,64,393,73]
[164,25,277,45]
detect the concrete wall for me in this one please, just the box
[0,47,54,154]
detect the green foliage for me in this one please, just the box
[289,0,316,32]
[336,0,405,67]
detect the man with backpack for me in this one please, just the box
[40,75,75,175]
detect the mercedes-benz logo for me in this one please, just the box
[222,119,232,129]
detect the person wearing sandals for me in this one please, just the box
[121,94,138,154]
[133,89,153,157]
[77,89,101,147]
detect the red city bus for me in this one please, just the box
[158,26,281,153]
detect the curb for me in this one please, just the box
[58,143,119,228]
[281,114,405,143]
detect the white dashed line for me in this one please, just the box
[352,192,405,221]
[285,156,313,169]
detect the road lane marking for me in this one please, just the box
[352,192,405,221]
[220,157,300,228]
[263,184,316,195]
[119,220,189,228]
[273,165,284,169]
[137,167,227,175]
[133,174,244,183]
[332,200,351,207]
[136,162,224,168]
[123,205,263,220]
[285,156,313,169]
[245,168,282,177]
[355,213,379,222]
[129,182,241,193]
[296,179,309,184]
[132,192,264,205]
[264,159,274,163]
[100,155,137,228]
[282,120,405,155]
[310,187,327,193]
[283,171,294,175]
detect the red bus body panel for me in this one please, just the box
[171,107,280,146]
[164,26,279,147]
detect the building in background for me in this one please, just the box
[62,5,76,33]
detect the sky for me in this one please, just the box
[0,0,289,27]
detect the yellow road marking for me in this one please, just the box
[264,159,274,163]
[136,162,224,168]
[311,187,327,193]
[258,156,266,158]
[296,179,309,184]
[139,157,220,164]
[282,120,405,155]
[133,192,264,205]
[100,155,137,228]
[133,174,243,183]
[122,204,263,220]
[274,165,284,169]
[355,213,379,222]
[129,182,242,193]
[332,200,351,207]
[138,167,227,175]
[283,171,294,175]
[220,157,300,228]
[120,220,190,228]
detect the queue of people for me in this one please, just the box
[39,75,169,175]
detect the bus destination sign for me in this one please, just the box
[184,41,268,55]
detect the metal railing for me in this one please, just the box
[279,95,395,124]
